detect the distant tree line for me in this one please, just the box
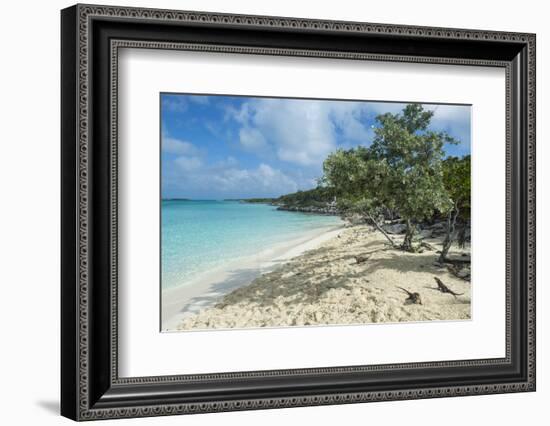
[240,187,336,207]
[276,187,337,207]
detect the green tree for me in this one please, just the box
[323,104,458,252]
[323,147,398,246]
[369,104,457,250]
[438,155,471,262]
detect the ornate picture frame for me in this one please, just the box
[61,4,535,421]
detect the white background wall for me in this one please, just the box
[0,0,546,424]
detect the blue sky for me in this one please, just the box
[161,94,471,200]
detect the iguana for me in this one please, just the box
[433,277,464,298]
[396,287,422,305]
[354,254,370,264]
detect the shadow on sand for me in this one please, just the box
[175,240,468,317]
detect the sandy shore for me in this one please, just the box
[162,225,344,331]
[174,224,471,331]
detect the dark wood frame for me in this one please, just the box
[61,3,536,421]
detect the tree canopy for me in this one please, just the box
[441,155,471,221]
[323,104,463,251]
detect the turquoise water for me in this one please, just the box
[161,200,342,289]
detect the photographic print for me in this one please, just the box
[160,94,472,332]
[61,7,535,418]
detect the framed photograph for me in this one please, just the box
[61,4,536,421]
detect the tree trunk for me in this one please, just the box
[457,220,468,248]
[401,219,416,251]
[364,210,397,248]
[438,204,460,263]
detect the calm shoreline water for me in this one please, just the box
[161,200,343,290]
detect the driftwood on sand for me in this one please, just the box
[445,263,471,281]
[419,241,436,251]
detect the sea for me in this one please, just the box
[161,200,343,290]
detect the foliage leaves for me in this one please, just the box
[442,155,471,219]
[322,103,469,249]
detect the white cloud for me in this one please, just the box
[329,102,373,141]
[226,98,373,167]
[223,98,470,168]
[174,156,202,172]
[211,156,238,170]
[212,163,298,194]
[162,98,471,199]
[428,104,471,148]
[224,102,251,124]
[239,127,269,153]
[429,104,471,126]
[162,97,187,113]
[188,95,210,105]
[162,136,200,156]
[164,155,299,198]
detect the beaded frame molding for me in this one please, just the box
[61,4,536,421]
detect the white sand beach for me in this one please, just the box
[161,225,344,331]
[164,223,471,331]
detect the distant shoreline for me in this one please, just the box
[162,197,342,216]
[162,187,340,214]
